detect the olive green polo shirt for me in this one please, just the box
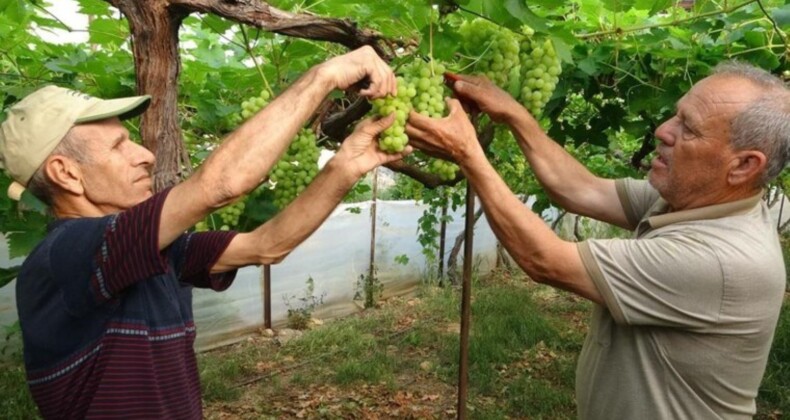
[576,178,785,419]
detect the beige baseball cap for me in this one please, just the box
[0,85,151,200]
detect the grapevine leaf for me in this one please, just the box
[0,0,30,23]
[88,17,129,47]
[772,5,790,28]
[743,30,768,48]
[0,265,20,289]
[7,229,44,259]
[633,0,671,14]
[503,0,548,32]
[418,22,462,62]
[76,0,111,16]
[601,0,636,13]
[200,14,234,35]
[20,190,46,214]
[549,36,574,64]
[529,0,565,9]
[576,57,600,76]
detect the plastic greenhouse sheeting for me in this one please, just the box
[0,199,500,353]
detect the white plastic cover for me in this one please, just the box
[0,199,500,352]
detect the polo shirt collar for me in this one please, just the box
[647,191,764,229]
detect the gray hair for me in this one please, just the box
[27,127,92,207]
[713,61,790,185]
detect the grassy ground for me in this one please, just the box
[0,268,788,419]
[197,269,789,419]
[200,270,587,419]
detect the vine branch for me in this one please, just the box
[170,0,390,58]
[756,0,790,59]
[577,0,758,39]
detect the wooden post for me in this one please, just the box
[368,168,379,302]
[438,201,448,285]
[263,264,271,329]
[457,184,475,419]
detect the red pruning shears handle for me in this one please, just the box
[443,72,479,114]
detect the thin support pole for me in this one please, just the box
[263,264,272,329]
[457,184,475,419]
[438,201,448,284]
[777,188,785,231]
[369,168,379,286]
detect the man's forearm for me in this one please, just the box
[157,66,336,249]
[197,66,335,205]
[250,157,358,264]
[210,157,358,271]
[458,148,603,303]
[506,107,601,213]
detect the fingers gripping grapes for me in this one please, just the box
[405,98,479,163]
[370,59,460,181]
[339,115,412,177]
[451,76,518,123]
[326,46,396,98]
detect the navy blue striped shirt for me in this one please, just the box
[16,188,237,419]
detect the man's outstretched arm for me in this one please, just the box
[159,46,397,250]
[407,99,603,304]
[449,74,630,229]
[211,115,411,271]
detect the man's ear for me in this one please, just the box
[727,150,767,187]
[43,155,84,196]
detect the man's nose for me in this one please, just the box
[133,143,155,167]
[654,117,677,147]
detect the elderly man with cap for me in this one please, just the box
[406,61,788,419]
[0,46,407,419]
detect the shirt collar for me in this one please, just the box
[647,190,764,229]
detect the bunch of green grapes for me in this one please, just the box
[269,128,321,209]
[428,158,459,182]
[402,59,447,118]
[195,199,246,232]
[228,89,272,127]
[371,76,415,153]
[518,27,561,116]
[372,59,451,154]
[458,19,520,89]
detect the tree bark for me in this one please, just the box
[107,0,190,190]
[105,0,388,191]
[170,0,387,56]
[104,0,487,191]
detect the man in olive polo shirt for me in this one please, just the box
[405,61,787,418]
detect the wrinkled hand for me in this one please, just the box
[335,115,412,178]
[405,98,480,163]
[445,73,520,123]
[321,46,397,99]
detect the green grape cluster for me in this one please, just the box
[195,199,246,232]
[216,200,246,230]
[402,59,447,118]
[518,27,561,116]
[428,158,459,181]
[458,19,520,89]
[371,59,449,154]
[228,89,271,127]
[270,128,320,209]
[371,79,413,153]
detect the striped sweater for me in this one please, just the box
[16,189,237,419]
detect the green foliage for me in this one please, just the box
[283,276,326,330]
[759,300,790,416]
[0,359,37,420]
[355,270,383,309]
[0,266,20,289]
[1,0,788,255]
